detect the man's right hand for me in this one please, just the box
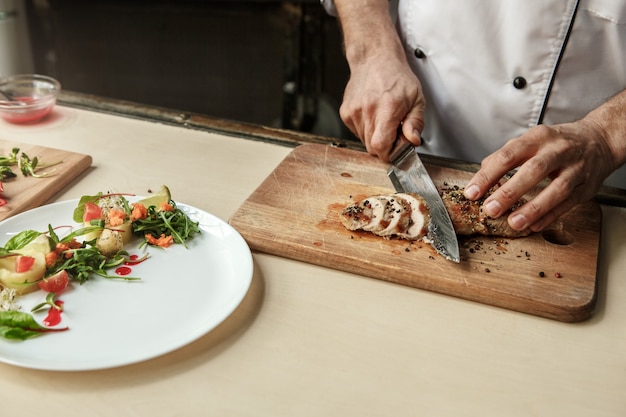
[334,0,425,161]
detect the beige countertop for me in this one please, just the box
[0,98,624,416]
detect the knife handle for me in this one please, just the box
[389,134,413,164]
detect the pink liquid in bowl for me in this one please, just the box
[0,96,56,124]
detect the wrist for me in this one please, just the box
[583,90,626,170]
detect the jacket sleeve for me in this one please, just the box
[320,0,338,17]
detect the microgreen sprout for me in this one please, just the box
[31,292,63,314]
[0,147,61,180]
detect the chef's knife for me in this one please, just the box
[387,139,460,262]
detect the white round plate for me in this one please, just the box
[0,199,252,371]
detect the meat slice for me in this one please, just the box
[339,196,386,232]
[395,193,430,240]
[376,195,412,237]
[361,196,390,233]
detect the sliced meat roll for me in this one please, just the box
[339,186,531,240]
[339,193,430,240]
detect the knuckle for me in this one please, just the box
[522,198,545,219]
[527,158,549,176]
[497,185,520,205]
[488,145,518,167]
[369,139,386,156]
[472,170,492,187]
[549,175,576,198]
[530,124,553,138]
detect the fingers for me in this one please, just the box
[401,108,425,148]
[464,131,541,202]
[462,126,570,230]
[510,174,583,231]
[370,114,405,161]
[465,123,606,231]
[339,90,399,161]
[338,59,425,160]
[365,96,425,161]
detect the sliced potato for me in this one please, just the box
[0,252,46,295]
[84,220,132,251]
[112,221,133,245]
[22,234,53,254]
[95,228,125,257]
[0,234,52,294]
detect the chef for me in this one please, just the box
[321,0,626,232]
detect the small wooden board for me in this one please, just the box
[229,144,601,322]
[0,139,92,221]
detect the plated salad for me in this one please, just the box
[0,186,200,340]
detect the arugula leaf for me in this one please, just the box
[132,201,200,248]
[44,224,141,283]
[46,246,139,283]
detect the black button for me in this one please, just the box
[513,76,527,89]
[414,48,426,59]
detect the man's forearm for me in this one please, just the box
[584,89,626,170]
[332,0,405,67]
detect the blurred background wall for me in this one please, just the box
[13,0,353,140]
[0,0,34,75]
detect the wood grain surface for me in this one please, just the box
[0,139,92,221]
[229,144,602,322]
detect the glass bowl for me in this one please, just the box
[0,74,61,124]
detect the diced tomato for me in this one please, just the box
[38,270,70,294]
[15,255,36,273]
[83,202,102,222]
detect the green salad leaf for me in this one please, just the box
[132,200,200,248]
[0,310,68,340]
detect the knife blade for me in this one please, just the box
[387,139,460,262]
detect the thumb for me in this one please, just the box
[401,107,424,147]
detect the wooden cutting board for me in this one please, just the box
[229,144,601,322]
[0,139,92,221]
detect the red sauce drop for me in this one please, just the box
[43,301,64,327]
[115,266,132,276]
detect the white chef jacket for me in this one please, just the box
[321,0,626,189]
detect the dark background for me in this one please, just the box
[25,0,352,139]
